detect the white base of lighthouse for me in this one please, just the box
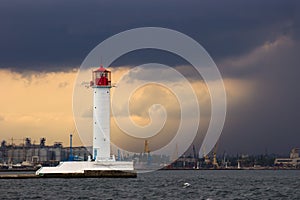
[36,160,136,177]
[93,86,111,161]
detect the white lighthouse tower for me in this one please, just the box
[91,66,113,161]
[35,66,135,177]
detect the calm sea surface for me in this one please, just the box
[0,170,299,199]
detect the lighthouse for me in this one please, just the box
[35,66,135,178]
[90,66,112,161]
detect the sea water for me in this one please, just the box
[0,170,299,199]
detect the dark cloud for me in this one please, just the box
[0,0,299,71]
[219,38,300,154]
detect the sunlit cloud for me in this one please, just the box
[0,69,79,145]
[0,64,256,151]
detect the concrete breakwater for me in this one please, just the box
[0,170,137,179]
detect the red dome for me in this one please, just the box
[91,65,111,87]
[94,65,109,72]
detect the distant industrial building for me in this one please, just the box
[0,138,91,166]
[274,148,300,168]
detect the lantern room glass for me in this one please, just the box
[92,69,111,87]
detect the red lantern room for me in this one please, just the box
[90,66,111,87]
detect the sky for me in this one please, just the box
[0,0,300,155]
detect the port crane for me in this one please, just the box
[212,141,219,168]
[192,145,198,169]
[144,140,152,165]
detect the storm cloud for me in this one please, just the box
[1,0,299,71]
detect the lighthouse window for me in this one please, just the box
[94,107,96,109]
[94,122,96,124]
